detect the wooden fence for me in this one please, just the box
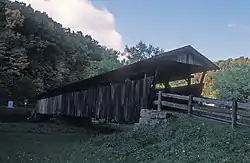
[154,91,250,128]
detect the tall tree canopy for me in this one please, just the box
[125,41,164,64]
[211,62,250,102]
[0,0,122,103]
[202,57,250,101]
[0,0,165,104]
[2,0,250,105]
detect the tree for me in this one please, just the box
[85,48,123,78]
[201,72,217,99]
[201,57,250,99]
[0,6,28,99]
[211,62,250,102]
[0,0,124,103]
[124,41,164,64]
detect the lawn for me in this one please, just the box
[0,105,29,122]
[0,114,250,163]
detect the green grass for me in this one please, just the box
[0,105,29,122]
[0,114,250,163]
[0,105,28,115]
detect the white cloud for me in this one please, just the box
[17,0,124,51]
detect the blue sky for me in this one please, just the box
[92,0,250,61]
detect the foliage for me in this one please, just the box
[201,71,217,99]
[215,56,250,71]
[212,62,250,102]
[84,48,123,78]
[1,0,165,103]
[2,0,250,105]
[0,0,123,103]
[168,74,200,88]
[125,41,164,64]
[169,79,188,88]
[202,57,250,101]
[0,114,250,162]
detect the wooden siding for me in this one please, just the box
[36,76,154,123]
[168,53,203,66]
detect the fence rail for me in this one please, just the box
[154,91,250,128]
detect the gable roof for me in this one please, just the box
[37,45,219,99]
[151,45,218,69]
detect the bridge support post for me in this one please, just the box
[188,94,193,116]
[157,91,162,111]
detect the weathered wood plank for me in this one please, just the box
[237,102,250,110]
[161,93,235,107]
[131,80,135,123]
[193,105,232,114]
[200,72,206,83]
[237,116,250,125]
[237,110,250,118]
[157,91,162,111]
[161,93,250,110]
[161,93,189,101]
[232,101,237,129]
[188,95,193,116]
[193,97,232,107]
[154,100,187,110]
[193,113,232,124]
[193,107,232,119]
[142,73,147,109]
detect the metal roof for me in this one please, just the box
[37,45,219,99]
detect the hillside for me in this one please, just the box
[202,57,250,102]
[0,0,164,104]
[0,114,250,163]
[0,0,123,103]
[1,1,250,106]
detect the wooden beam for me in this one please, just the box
[162,93,189,101]
[188,94,193,116]
[161,93,233,107]
[193,108,232,119]
[142,73,147,109]
[186,53,190,64]
[187,76,191,86]
[193,105,232,114]
[186,53,191,86]
[232,101,238,129]
[154,68,159,87]
[237,110,250,118]
[200,72,206,83]
[157,91,162,111]
[237,102,250,110]
[193,113,232,124]
[147,69,159,108]
[193,97,232,107]
[154,100,187,111]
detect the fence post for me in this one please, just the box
[188,94,193,117]
[157,91,162,111]
[232,101,238,129]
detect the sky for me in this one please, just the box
[18,0,250,61]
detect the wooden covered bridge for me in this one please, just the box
[36,45,219,123]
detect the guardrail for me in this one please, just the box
[154,91,250,128]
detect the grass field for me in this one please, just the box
[0,114,250,163]
[0,105,29,122]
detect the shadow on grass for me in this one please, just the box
[0,115,124,136]
[61,116,124,134]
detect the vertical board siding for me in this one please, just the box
[169,53,203,66]
[36,77,154,123]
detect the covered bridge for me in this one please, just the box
[36,45,219,123]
